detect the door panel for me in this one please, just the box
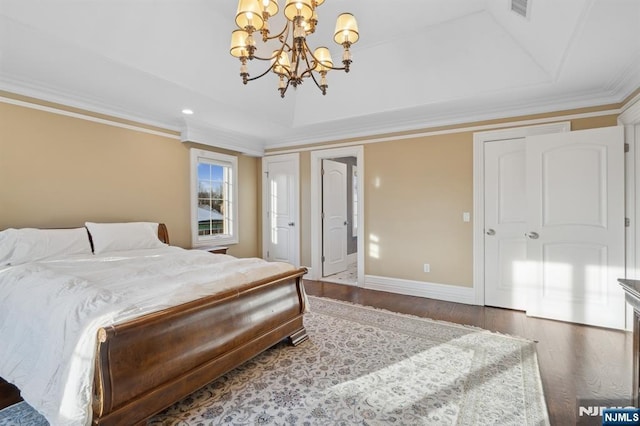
[484,139,529,310]
[526,126,625,329]
[498,150,527,224]
[541,145,607,227]
[322,159,348,276]
[541,243,607,302]
[496,238,528,292]
[270,169,293,262]
[263,155,298,265]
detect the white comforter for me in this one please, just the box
[0,247,295,426]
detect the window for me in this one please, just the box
[190,149,238,246]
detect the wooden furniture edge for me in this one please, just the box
[92,267,308,425]
[157,223,169,245]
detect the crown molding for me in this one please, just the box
[266,109,619,155]
[264,90,626,149]
[619,91,640,125]
[180,123,264,157]
[0,78,182,134]
[0,94,181,140]
[605,54,640,97]
[3,74,635,156]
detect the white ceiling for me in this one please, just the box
[1,0,639,155]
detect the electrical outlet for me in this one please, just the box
[423,263,430,273]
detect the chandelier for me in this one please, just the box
[230,0,359,97]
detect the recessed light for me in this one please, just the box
[181,108,194,115]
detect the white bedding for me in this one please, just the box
[0,246,296,426]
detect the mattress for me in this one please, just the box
[0,246,294,425]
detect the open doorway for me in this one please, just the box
[321,157,358,284]
[310,146,364,286]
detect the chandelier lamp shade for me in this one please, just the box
[230,0,359,97]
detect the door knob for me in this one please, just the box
[288,222,295,226]
[485,228,496,236]
[525,231,539,239]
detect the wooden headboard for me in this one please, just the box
[158,223,169,245]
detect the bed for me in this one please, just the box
[0,222,308,425]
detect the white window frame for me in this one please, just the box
[190,148,239,247]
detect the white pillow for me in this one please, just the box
[85,222,167,254]
[0,227,93,266]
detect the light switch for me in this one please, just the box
[463,212,470,222]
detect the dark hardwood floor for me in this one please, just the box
[0,279,633,426]
[0,378,21,410]
[303,280,634,426]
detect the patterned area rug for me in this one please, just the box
[0,402,47,426]
[0,296,548,425]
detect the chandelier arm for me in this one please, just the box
[298,42,317,79]
[279,78,292,98]
[252,54,281,61]
[302,59,326,94]
[308,45,349,71]
[300,39,349,72]
[303,41,322,67]
[308,69,325,92]
[244,60,281,82]
[292,38,306,82]
[297,43,326,94]
[263,23,289,42]
[249,23,293,65]
[262,40,293,63]
[245,43,293,83]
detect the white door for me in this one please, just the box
[484,139,530,310]
[525,126,626,329]
[322,159,348,276]
[263,154,299,266]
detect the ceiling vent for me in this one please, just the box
[511,0,530,18]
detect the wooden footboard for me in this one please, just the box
[92,267,308,426]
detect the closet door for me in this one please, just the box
[484,139,530,310]
[525,126,625,329]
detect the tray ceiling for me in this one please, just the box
[1,0,639,154]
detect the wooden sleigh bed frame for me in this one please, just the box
[89,224,309,425]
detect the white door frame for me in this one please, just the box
[310,146,365,285]
[262,153,300,267]
[472,122,571,305]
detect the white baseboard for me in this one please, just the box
[347,253,357,264]
[364,275,476,305]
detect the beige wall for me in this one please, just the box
[234,153,260,257]
[274,112,620,287]
[0,96,622,282]
[299,152,312,266]
[365,132,473,285]
[0,101,260,257]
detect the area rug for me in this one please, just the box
[0,296,549,425]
